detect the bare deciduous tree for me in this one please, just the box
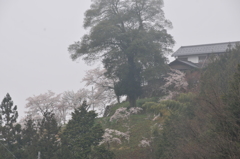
[25,90,74,125]
[82,67,122,114]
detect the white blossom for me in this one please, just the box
[61,89,89,110]
[162,69,188,91]
[25,90,63,124]
[110,107,130,122]
[152,113,160,121]
[138,138,151,147]
[110,107,142,122]
[160,69,188,101]
[99,128,130,145]
[129,107,143,114]
[82,67,121,114]
[111,138,122,144]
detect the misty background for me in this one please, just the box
[0,0,240,118]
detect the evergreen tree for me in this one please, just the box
[37,111,60,159]
[0,93,21,159]
[21,116,39,159]
[89,145,115,159]
[62,101,113,159]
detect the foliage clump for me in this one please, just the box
[68,0,175,107]
[155,44,240,159]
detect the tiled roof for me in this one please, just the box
[172,41,240,57]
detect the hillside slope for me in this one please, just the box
[97,45,240,159]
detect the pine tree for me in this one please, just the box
[37,111,61,159]
[62,101,113,159]
[21,116,39,159]
[0,93,21,159]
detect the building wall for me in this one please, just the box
[169,62,194,71]
[188,56,198,63]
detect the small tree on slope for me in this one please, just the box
[62,101,114,159]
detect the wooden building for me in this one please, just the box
[169,41,239,71]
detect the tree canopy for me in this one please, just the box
[69,0,174,107]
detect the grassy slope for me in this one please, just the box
[96,98,166,159]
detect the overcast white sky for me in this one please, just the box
[0,0,240,119]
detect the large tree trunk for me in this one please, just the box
[116,95,120,104]
[127,55,141,107]
[128,95,137,107]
